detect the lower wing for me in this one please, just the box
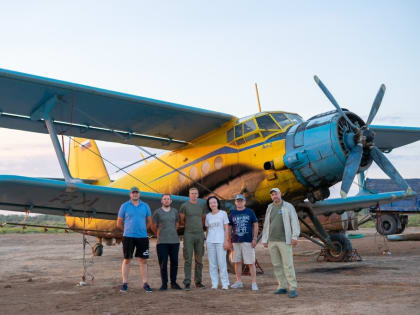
[303,190,415,215]
[0,175,189,219]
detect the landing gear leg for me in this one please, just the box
[300,207,354,262]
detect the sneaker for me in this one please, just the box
[222,286,229,290]
[274,288,288,294]
[288,290,298,298]
[143,282,152,293]
[231,281,243,289]
[195,282,206,289]
[251,283,259,291]
[171,282,182,290]
[184,284,191,291]
[159,284,168,291]
[120,283,128,292]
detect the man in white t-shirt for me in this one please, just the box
[205,196,230,289]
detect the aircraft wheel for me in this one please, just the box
[376,215,397,235]
[325,233,352,262]
[92,243,104,256]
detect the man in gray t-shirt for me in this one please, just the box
[152,194,182,291]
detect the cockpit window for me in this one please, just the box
[271,113,291,128]
[286,114,303,124]
[243,119,257,134]
[235,124,243,138]
[256,115,279,130]
[227,128,234,142]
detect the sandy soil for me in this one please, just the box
[1,228,420,315]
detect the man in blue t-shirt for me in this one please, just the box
[117,186,152,293]
[228,194,259,291]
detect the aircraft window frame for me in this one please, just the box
[271,113,291,129]
[256,114,280,130]
[261,130,275,138]
[227,128,234,142]
[235,124,243,138]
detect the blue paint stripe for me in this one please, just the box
[150,133,286,183]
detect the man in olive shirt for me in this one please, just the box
[261,188,300,298]
[179,187,207,290]
[151,194,182,291]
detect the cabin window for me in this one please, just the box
[235,124,243,138]
[243,119,257,134]
[227,128,234,142]
[261,130,275,137]
[271,113,291,128]
[286,114,303,124]
[245,133,260,142]
[236,138,246,145]
[256,115,279,130]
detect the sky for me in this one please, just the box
[0,1,419,213]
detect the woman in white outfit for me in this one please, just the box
[205,196,230,290]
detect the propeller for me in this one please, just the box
[314,76,412,198]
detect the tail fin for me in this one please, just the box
[68,137,111,186]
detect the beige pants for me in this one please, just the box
[268,241,297,290]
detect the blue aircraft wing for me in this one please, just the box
[0,175,189,220]
[308,190,415,215]
[370,125,420,152]
[0,68,235,150]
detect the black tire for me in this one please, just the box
[376,215,398,235]
[92,243,103,256]
[325,233,352,262]
[396,223,406,234]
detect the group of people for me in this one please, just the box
[116,186,300,298]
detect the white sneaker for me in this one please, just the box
[211,286,217,290]
[251,283,259,291]
[231,281,243,289]
[222,286,229,290]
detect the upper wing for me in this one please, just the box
[0,175,189,220]
[302,190,415,215]
[0,68,236,150]
[370,125,420,151]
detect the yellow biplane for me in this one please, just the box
[0,69,419,260]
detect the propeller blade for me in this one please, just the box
[370,146,412,192]
[314,75,358,131]
[366,84,386,126]
[340,144,363,198]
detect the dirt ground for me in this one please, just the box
[1,228,420,315]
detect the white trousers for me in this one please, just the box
[206,242,229,288]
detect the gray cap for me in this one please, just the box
[270,187,281,194]
[235,194,245,200]
[130,186,140,193]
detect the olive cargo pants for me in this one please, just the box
[183,232,204,286]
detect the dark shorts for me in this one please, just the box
[122,237,149,259]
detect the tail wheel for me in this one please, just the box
[92,243,103,256]
[325,233,352,262]
[376,214,397,235]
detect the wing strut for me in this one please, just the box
[30,94,81,190]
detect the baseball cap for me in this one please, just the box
[235,194,245,200]
[130,186,140,193]
[270,187,281,194]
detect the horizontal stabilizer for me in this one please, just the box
[0,175,189,220]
